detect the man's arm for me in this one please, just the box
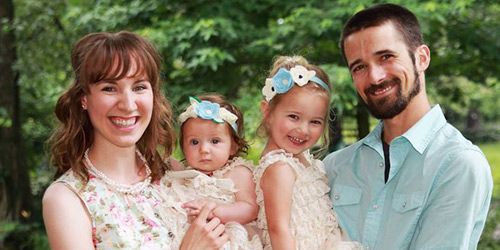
[411,149,493,249]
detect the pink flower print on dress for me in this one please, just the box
[153,180,160,185]
[143,233,153,242]
[92,227,98,247]
[136,194,147,204]
[121,214,135,228]
[144,218,159,228]
[109,204,121,219]
[87,193,98,203]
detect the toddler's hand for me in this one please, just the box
[183,199,215,219]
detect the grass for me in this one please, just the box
[478,142,500,198]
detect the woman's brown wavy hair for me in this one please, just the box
[48,31,176,182]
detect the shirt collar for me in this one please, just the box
[362,105,447,154]
[401,104,447,154]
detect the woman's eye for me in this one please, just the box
[211,139,219,144]
[101,86,115,92]
[190,139,199,145]
[134,85,146,91]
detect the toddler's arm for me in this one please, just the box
[260,161,296,250]
[213,165,259,224]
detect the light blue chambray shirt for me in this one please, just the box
[324,105,493,250]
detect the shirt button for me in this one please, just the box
[365,246,370,250]
[379,162,384,167]
[403,202,407,208]
[154,213,160,218]
[373,204,379,210]
[334,195,340,200]
[168,232,175,238]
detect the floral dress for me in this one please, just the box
[55,169,188,249]
[168,157,263,250]
[253,149,362,250]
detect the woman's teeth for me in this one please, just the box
[111,118,136,127]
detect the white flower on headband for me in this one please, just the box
[290,65,316,86]
[262,65,329,102]
[262,78,276,102]
[179,96,238,131]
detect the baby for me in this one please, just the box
[169,94,262,250]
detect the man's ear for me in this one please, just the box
[415,44,431,73]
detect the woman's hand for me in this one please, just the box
[180,202,229,250]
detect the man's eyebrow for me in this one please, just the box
[375,49,396,56]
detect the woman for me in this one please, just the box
[43,31,228,249]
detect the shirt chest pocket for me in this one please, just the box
[332,184,362,206]
[391,192,424,213]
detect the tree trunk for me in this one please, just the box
[0,0,33,222]
[356,96,370,139]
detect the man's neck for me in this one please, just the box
[382,94,431,144]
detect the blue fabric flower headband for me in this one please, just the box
[179,96,238,132]
[262,65,330,101]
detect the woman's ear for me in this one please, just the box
[81,96,88,110]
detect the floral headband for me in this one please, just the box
[179,96,238,132]
[262,65,330,102]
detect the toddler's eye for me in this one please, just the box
[288,114,299,120]
[311,120,323,125]
[190,139,199,145]
[211,139,219,144]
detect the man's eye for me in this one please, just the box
[381,54,393,60]
[352,65,365,73]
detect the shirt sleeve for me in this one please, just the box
[410,148,493,250]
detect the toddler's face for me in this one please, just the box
[263,86,328,157]
[182,117,235,173]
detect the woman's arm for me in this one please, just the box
[180,202,229,250]
[261,161,296,250]
[43,183,94,250]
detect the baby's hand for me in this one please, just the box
[183,199,215,219]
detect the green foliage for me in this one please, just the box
[4,0,500,247]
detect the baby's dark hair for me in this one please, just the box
[179,94,249,159]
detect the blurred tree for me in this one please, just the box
[0,0,33,222]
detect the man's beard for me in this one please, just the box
[363,70,421,120]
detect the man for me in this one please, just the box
[324,3,493,250]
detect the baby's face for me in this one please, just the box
[182,117,235,173]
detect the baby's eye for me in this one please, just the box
[288,114,299,120]
[211,139,219,144]
[190,139,199,145]
[311,120,323,125]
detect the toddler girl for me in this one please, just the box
[254,56,362,250]
[169,94,262,250]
